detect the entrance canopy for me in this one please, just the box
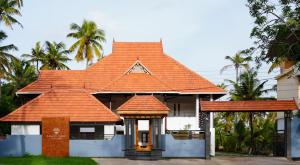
[200,100,298,112]
[117,95,169,117]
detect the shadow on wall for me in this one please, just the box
[0,135,41,157]
[162,134,205,158]
[69,135,125,157]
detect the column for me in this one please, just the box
[209,94,215,156]
[205,112,211,159]
[284,111,292,159]
[195,95,199,129]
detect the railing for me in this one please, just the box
[166,130,205,140]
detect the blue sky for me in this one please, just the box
[3,0,278,97]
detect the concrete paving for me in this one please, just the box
[94,157,300,165]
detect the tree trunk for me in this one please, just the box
[86,59,89,69]
[236,67,239,83]
[36,60,39,73]
[0,79,2,105]
[249,112,254,154]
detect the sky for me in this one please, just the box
[3,0,278,98]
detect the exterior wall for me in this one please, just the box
[292,117,300,158]
[166,117,199,130]
[11,125,40,135]
[277,75,300,131]
[0,135,41,157]
[69,135,124,157]
[162,134,205,158]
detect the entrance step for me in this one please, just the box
[125,150,162,160]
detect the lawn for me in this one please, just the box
[0,156,97,165]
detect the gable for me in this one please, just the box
[126,61,151,74]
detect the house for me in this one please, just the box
[0,41,298,159]
[276,61,300,132]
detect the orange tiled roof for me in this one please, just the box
[117,95,170,115]
[0,89,120,122]
[200,100,299,112]
[18,41,225,94]
[18,70,85,93]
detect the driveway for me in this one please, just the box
[94,157,299,165]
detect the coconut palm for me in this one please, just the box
[22,42,45,73]
[6,58,37,93]
[0,0,22,28]
[221,51,252,82]
[0,31,17,100]
[67,19,105,68]
[227,69,270,154]
[40,41,70,70]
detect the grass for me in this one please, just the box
[0,155,97,165]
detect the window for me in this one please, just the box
[70,125,104,140]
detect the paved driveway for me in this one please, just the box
[94,157,299,165]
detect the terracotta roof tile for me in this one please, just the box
[18,42,225,94]
[200,100,299,112]
[1,89,120,122]
[117,95,169,115]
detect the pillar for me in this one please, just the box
[205,112,211,159]
[196,95,200,129]
[209,94,215,156]
[284,111,292,159]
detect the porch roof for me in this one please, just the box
[116,95,170,116]
[0,89,121,122]
[200,100,299,112]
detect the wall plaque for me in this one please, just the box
[42,117,69,157]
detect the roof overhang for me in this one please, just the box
[92,91,227,95]
[200,100,299,112]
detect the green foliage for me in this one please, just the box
[67,19,105,68]
[0,156,97,165]
[22,42,45,73]
[246,0,300,71]
[216,69,276,155]
[0,31,17,79]
[227,69,270,101]
[0,0,23,28]
[40,41,71,70]
[0,59,37,135]
[221,51,252,82]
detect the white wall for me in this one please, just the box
[11,125,40,135]
[166,117,199,130]
[277,74,300,131]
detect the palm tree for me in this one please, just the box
[0,31,17,100]
[22,42,45,73]
[227,69,270,154]
[221,51,252,82]
[0,0,22,28]
[6,58,37,92]
[67,19,105,68]
[40,41,70,70]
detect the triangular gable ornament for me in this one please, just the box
[126,60,151,74]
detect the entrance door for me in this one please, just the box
[136,119,152,152]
